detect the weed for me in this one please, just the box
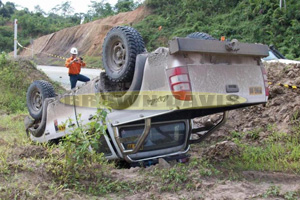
[246,128,262,140]
[267,123,276,132]
[148,158,220,192]
[60,108,108,173]
[190,159,220,177]
[291,110,300,122]
[230,131,242,139]
[0,152,9,175]
[284,191,298,200]
[263,185,281,198]
[44,106,136,195]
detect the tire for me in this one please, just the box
[186,32,217,40]
[102,26,145,82]
[26,80,55,120]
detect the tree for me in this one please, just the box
[115,0,136,13]
[34,5,45,15]
[87,0,114,19]
[0,2,16,18]
[51,1,74,17]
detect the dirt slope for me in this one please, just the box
[19,6,149,59]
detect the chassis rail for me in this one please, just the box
[189,111,228,144]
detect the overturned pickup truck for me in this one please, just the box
[25,26,269,165]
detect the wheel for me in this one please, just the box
[102,26,145,82]
[26,80,55,120]
[186,32,216,40]
[98,54,148,110]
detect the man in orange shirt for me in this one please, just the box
[65,47,90,89]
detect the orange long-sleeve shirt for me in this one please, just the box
[65,57,86,75]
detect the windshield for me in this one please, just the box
[262,51,279,61]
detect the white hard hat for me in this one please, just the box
[70,47,78,54]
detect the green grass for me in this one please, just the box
[147,158,221,192]
[84,56,103,69]
[0,53,65,114]
[223,127,300,174]
[0,113,27,144]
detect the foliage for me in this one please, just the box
[0,1,15,18]
[0,53,30,113]
[45,107,134,195]
[51,1,74,17]
[84,0,138,22]
[263,185,281,198]
[148,158,220,192]
[61,109,108,173]
[115,0,137,13]
[0,53,64,113]
[135,0,300,59]
[86,0,114,22]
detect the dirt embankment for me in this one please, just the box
[19,6,150,60]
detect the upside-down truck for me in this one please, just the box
[25,27,269,166]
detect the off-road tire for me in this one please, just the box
[102,26,145,82]
[186,32,216,40]
[26,80,55,120]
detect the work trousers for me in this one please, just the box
[69,74,90,89]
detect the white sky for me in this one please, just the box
[2,0,120,14]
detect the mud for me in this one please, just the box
[18,145,49,159]
[202,141,240,161]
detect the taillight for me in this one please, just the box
[167,67,192,101]
[261,66,269,99]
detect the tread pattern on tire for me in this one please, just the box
[102,26,145,83]
[186,32,217,40]
[26,80,55,120]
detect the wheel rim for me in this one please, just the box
[30,89,42,112]
[109,39,126,71]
